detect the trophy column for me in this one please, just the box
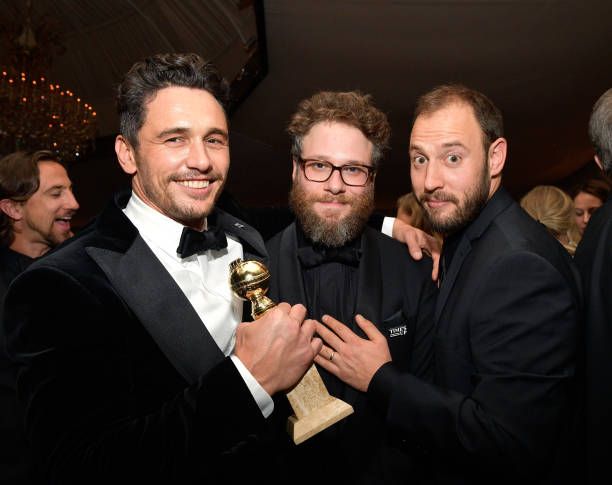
[229,258,353,444]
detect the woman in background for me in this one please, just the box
[520,185,579,255]
[572,178,611,236]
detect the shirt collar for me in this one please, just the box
[123,191,207,260]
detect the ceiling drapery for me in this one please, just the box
[0,0,262,140]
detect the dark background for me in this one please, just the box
[1,0,611,228]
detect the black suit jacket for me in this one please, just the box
[574,196,612,484]
[369,188,582,485]
[266,223,437,485]
[0,247,34,484]
[2,193,275,485]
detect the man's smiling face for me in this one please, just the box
[118,86,230,229]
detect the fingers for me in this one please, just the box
[310,337,323,355]
[431,252,440,281]
[300,318,317,340]
[318,344,336,361]
[408,231,424,260]
[314,352,337,374]
[315,321,342,350]
[289,303,307,322]
[354,314,384,341]
[275,301,291,313]
[320,314,354,342]
[428,235,442,256]
[300,319,322,355]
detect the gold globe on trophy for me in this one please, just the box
[229,258,354,444]
[229,259,275,319]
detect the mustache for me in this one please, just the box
[56,211,77,218]
[420,191,458,205]
[315,194,350,204]
[169,169,221,182]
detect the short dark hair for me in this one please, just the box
[287,91,391,166]
[0,150,59,245]
[588,88,612,175]
[117,53,230,148]
[413,84,504,156]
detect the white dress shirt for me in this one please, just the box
[123,192,273,417]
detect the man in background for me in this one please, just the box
[574,87,612,484]
[0,150,79,484]
[0,150,79,286]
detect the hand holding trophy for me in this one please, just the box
[229,258,354,444]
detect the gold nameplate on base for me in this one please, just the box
[229,258,354,444]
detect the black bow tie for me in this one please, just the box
[177,225,227,258]
[297,245,362,269]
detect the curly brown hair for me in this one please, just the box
[287,91,391,166]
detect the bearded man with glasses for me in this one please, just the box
[265,91,436,485]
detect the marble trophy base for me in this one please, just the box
[286,365,354,445]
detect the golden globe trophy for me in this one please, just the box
[229,258,354,444]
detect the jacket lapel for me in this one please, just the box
[86,194,225,385]
[434,187,515,323]
[341,228,384,407]
[216,208,267,262]
[270,223,308,307]
[355,228,384,333]
[434,237,472,323]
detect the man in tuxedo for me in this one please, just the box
[316,85,581,484]
[2,53,321,484]
[266,91,436,484]
[0,150,79,484]
[574,87,612,484]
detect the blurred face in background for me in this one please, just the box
[573,191,603,234]
[16,160,79,251]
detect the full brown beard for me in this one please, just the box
[418,162,490,236]
[289,180,375,247]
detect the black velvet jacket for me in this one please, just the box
[3,193,275,484]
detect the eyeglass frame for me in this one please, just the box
[296,156,376,187]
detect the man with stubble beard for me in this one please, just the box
[266,91,437,485]
[315,85,582,485]
[2,53,321,484]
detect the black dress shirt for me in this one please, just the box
[295,225,361,326]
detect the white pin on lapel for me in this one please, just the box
[389,325,407,338]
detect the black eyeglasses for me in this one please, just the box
[297,157,375,187]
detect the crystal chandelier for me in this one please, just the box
[0,2,97,162]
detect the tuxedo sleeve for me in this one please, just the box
[370,251,578,474]
[3,265,268,484]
